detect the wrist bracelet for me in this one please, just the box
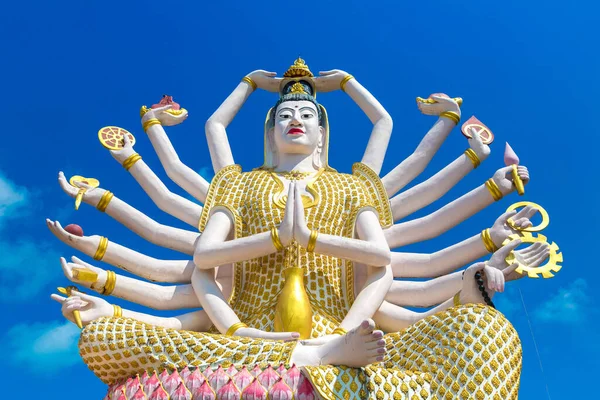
[113,304,123,318]
[122,153,142,171]
[242,76,257,91]
[226,322,248,337]
[102,270,117,295]
[481,228,499,253]
[439,111,461,124]
[96,191,114,213]
[331,327,348,336]
[93,237,109,261]
[340,75,354,92]
[307,230,318,253]
[464,148,481,168]
[142,118,161,132]
[271,227,284,251]
[485,179,503,201]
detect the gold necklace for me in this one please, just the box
[274,170,313,181]
[269,169,325,209]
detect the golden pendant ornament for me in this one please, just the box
[503,232,563,278]
[274,267,313,339]
[69,175,100,210]
[58,286,83,329]
[98,126,136,150]
[506,201,549,232]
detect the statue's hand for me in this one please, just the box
[247,70,281,93]
[490,241,550,282]
[314,70,349,93]
[58,171,104,206]
[279,182,295,246]
[60,256,108,294]
[460,261,518,304]
[110,133,136,164]
[142,105,188,127]
[234,327,300,341]
[47,219,103,255]
[293,183,311,247]
[491,165,530,196]
[467,127,490,162]
[417,95,461,117]
[489,205,538,246]
[51,290,113,327]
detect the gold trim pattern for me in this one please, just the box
[352,162,393,228]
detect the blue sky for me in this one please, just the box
[1,0,598,398]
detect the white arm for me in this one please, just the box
[110,143,202,227]
[385,271,462,308]
[343,78,393,175]
[58,172,199,254]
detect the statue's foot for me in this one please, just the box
[291,319,385,368]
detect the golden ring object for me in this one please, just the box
[58,286,83,329]
[226,322,248,337]
[69,176,100,210]
[511,164,525,195]
[98,126,136,150]
[503,233,562,279]
[506,201,549,232]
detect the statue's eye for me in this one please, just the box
[279,113,291,119]
[301,113,313,119]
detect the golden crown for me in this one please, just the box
[283,57,314,78]
[289,82,308,95]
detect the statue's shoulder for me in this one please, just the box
[351,162,393,228]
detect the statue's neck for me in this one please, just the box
[274,153,317,173]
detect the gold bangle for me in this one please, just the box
[122,153,142,171]
[453,291,461,307]
[142,118,161,132]
[439,111,461,124]
[226,322,248,337]
[485,178,503,201]
[331,327,348,336]
[340,74,354,92]
[464,148,480,168]
[93,236,109,261]
[481,228,499,253]
[271,227,284,251]
[307,230,318,253]
[102,270,117,295]
[113,304,122,318]
[242,76,257,91]
[96,191,114,213]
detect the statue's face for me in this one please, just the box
[272,100,323,156]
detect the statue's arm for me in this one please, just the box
[385,271,462,308]
[110,142,202,227]
[343,77,393,175]
[142,109,210,203]
[385,165,530,249]
[58,172,199,255]
[390,131,490,221]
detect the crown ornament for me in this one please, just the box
[283,57,314,78]
[289,82,308,95]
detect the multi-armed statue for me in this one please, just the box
[49,59,559,399]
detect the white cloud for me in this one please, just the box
[534,279,592,323]
[4,320,81,373]
[0,172,30,224]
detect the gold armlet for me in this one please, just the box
[122,153,142,171]
[226,322,248,337]
[485,178,503,201]
[481,228,499,253]
[93,237,109,261]
[96,191,114,213]
[242,76,257,91]
[102,270,117,295]
[307,230,318,253]
[439,111,461,125]
[453,291,461,307]
[464,148,481,168]
[331,327,348,336]
[271,227,284,251]
[112,304,122,318]
[340,74,355,92]
[142,118,161,132]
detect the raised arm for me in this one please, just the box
[314,70,393,175]
[205,70,283,172]
[141,106,210,203]
[381,96,461,197]
[390,205,538,278]
[109,135,202,227]
[58,172,199,254]
[385,165,530,249]
[390,129,490,221]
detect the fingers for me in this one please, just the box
[503,262,519,279]
[58,171,76,197]
[485,266,498,291]
[60,257,73,280]
[51,293,67,303]
[71,256,97,270]
[497,210,517,225]
[514,205,538,220]
[528,248,550,267]
[517,165,530,183]
[513,217,532,230]
[497,239,522,258]
[294,183,305,220]
[518,242,542,257]
[154,104,173,112]
[123,134,132,147]
[71,290,97,304]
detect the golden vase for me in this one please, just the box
[274,267,313,339]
